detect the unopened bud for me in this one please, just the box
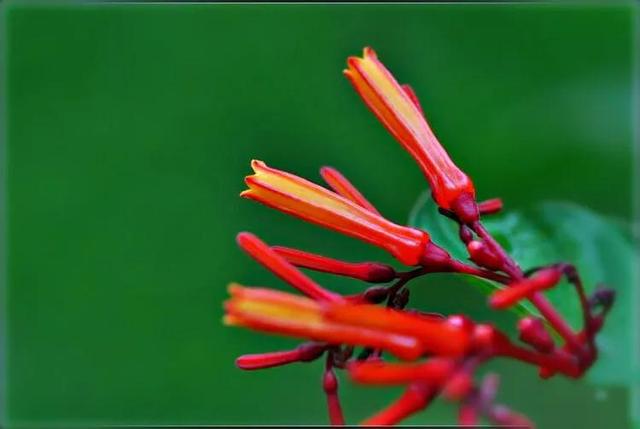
[392,288,410,309]
[538,366,555,379]
[363,285,391,303]
[361,262,397,283]
[471,324,510,353]
[518,317,554,353]
[589,286,615,311]
[450,192,480,224]
[420,242,452,270]
[236,342,325,370]
[447,314,475,334]
[442,371,473,400]
[467,240,503,271]
[323,368,339,393]
[459,225,473,243]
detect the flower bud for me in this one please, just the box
[518,317,554,353]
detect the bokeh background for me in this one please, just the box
[1,1,637,428]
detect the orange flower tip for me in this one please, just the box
[363,46,376,57]
[401,84,424,114]
[250,159,266,170]
[227,282,251,297]
[346,56,362,69]
[223,314,240,326]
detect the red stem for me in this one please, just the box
[324,353,345,426]
[448,260,511,284]
[528,293,584,354]
[498,338,582,378]
[470,222,587,355]
[361,382,435,425]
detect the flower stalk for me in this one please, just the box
[221,46,616,427]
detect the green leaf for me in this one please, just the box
[409,194,635,386]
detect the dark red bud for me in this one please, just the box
[589,316,604,334]
[450,192,479,224]
[538,366,555,379]
[363,285,391,303]
[467,240,503,271]
[420,242,452,270]
[392,288,410,309]
[362,262,397,283]
[589,286,615,311]
[447,314,475,334]
[442,371,473,400]
[518,317,554,353]
[323,368,339,393]
[471,324,509,353]
[459,225,473,243]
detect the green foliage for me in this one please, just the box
[409,194,635,386]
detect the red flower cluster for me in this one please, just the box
[224,47,615,427]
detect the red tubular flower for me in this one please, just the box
[241,160,435,266]
[225,285,470,360]
[489,268,563,309]
[362,382,435,426]
[225,285,424,360]
[320,166,381,215]
[236,350,303,370]
[348,358,454,386]
[344,47,478,222]
[237,232,342,303]
[235,342,326,370]
[272,245,397,283]
[323,360,345,425]
[326,303,470,356]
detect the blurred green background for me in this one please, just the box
[1,1,637,428]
